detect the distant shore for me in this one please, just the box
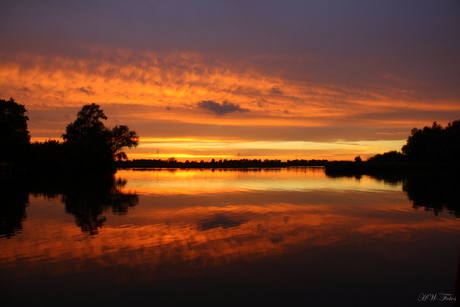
[116,158,329,169]
[116,159,460,176]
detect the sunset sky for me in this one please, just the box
[1,0,459,161]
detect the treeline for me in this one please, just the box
[117,158,329,168]
[0,98,138,174]
[366,120,460,164]
[326,119,460,175]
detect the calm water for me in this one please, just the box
[1,167,459,306]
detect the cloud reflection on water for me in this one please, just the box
[1,168,457,281]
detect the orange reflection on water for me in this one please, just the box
[2,189,456,284]
[2,166,459,303]
[119,167,397,196]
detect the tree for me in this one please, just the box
[444,120,460,163]
[62,103,107,143]
[367,151,406,163]
[0,97,30,163]
[106,125,138,160]
[62,104,138,172]
[402,120,460,163]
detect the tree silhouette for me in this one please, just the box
[367,151,407,163]
[107,124,139,160]
[62,103,107,143]
[402,120,460,163]
[0,98,30,164]
[62,104,138,173]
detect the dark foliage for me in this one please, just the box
[60,103,138,173]
[402,120,460,163]
[29,140,68,171]
[367,150,407,163]
[62,103,108,143]
[0,98,30,165]
[27,103,138,174]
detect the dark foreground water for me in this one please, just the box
[1,167,459,307]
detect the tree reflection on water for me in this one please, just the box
[1,168,459,307]
[326,171,460,217]
[1,169,459,240]
[61,176,139,235]
[402,174,460,218]
[0,177,28,239]
[0,173,138,237]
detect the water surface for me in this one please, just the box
[1,167,459,306]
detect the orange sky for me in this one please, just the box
[1,1,459,161]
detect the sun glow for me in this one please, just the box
[1,47,458,161]
[129,139,407,161]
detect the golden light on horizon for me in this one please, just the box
[2,45,459,161]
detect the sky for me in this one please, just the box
[1,0,460,161]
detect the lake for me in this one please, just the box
[1,167,459,306]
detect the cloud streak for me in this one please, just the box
[1,0,459,160]
[196,100,249,116]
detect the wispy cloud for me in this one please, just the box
[77,86,94,95]
[269,86,283,94]
[196,100,249,116]
[1,0,459,163]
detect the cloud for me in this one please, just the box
[269,86,283,94]
[196,100,249,116]
[77,86,94,95]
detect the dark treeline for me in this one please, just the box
[325,120,460,218]
[0,98,138,174]
[117,158,329,168]
[326,119,460,175]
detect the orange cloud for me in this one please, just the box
[1,47,459,160]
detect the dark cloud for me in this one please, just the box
[196,100,249,116]
[77,87,94,95]
[269,86,283,94]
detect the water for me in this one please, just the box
[1,167,459,306]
